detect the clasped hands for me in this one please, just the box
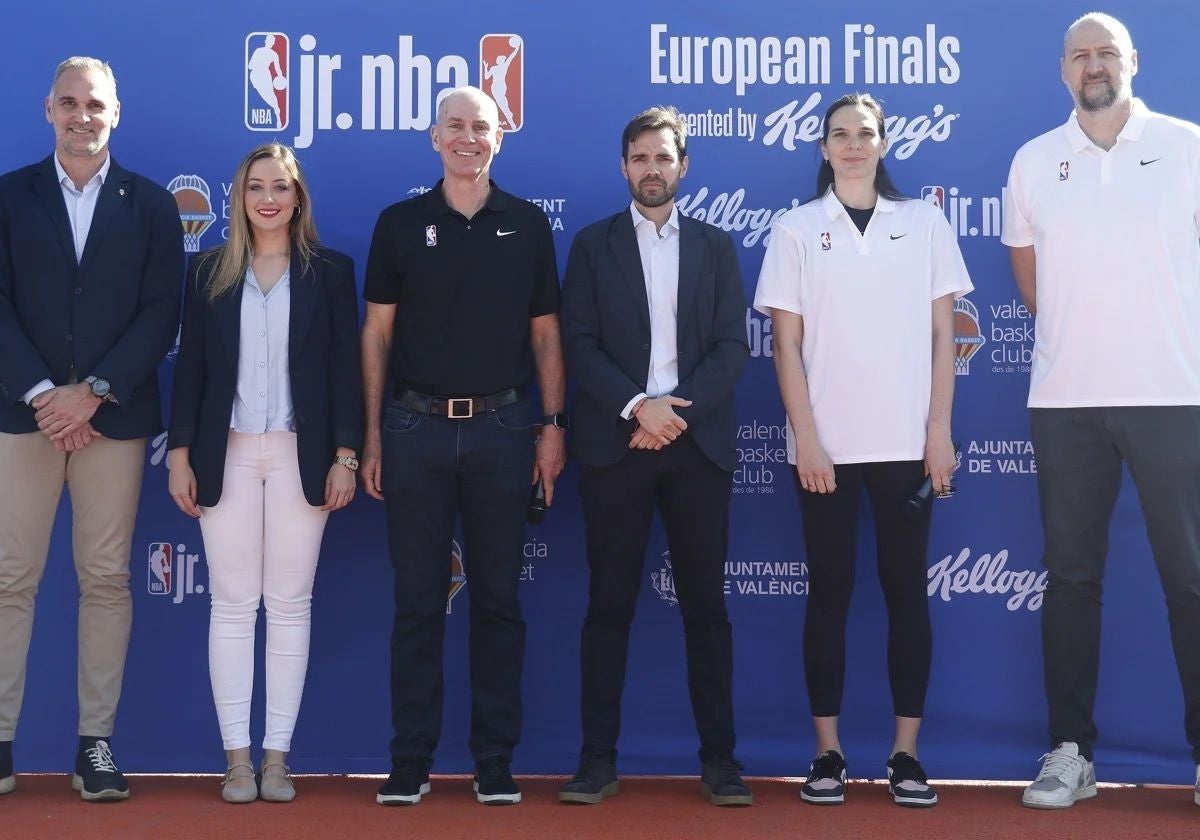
[32,383,102,452]
[629,395,692,450]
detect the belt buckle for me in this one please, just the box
[447,397,474,419]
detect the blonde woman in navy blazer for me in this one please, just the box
[166,142,362,803]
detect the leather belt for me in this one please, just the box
[395,387,522,419]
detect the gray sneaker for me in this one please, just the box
[1021,742,1096,809]
[1193,764,1199,807]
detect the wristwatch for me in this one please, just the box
[333,455,360,471]
[84,376,115,403]
[541,412,570,430]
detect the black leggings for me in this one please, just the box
[795,460,932,718]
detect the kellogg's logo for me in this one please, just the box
[927,548,1046,612]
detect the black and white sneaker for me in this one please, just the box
[886,752,938,807]
[474,755,521,805]
[801,750,847,805]
[376,756,431,805]
[0,740,13,795]
[71,738,129,801]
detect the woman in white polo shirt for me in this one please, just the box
[754,93,972,808]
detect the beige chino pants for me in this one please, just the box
[0,430,145,740]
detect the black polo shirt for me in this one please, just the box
[364,180,560,396]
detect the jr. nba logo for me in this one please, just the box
[921,185,946,209]
[148,542,205,604]
[245,32,289,131]
[480,34,524,132]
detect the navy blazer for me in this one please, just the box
[0,155,184,437]
[561,210,749,471]
[168,246,364,507]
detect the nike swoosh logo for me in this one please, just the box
[1140,158,1161,166]
[890,234,907,240]
[496,229,517,237]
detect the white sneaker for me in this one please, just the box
[1022,742,1097,809]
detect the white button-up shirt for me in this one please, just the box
[230,265,295,433]
[23,154,112,405]
[621,202,681,419]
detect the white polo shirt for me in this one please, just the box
[1002,99,1200,407]
[754,190,972,465]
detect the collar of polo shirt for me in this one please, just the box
[1063,97,1150,152]
[819,188,897,220]
[425,178,509,216]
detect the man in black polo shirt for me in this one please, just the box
[361,86,565,807]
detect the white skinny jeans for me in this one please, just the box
[198,432,328,751]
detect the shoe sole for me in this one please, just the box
[376,781,431,806]
[0,775,13,796]
[700,782,753,806]
[71,775,130,801]
[1022,784,1097,809]
[801,790,844,805]
[1195,789,1200,807]
[559,780,620,804]
[473,781,521,805]
[892,791,938,808]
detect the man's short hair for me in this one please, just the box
[1063,12,1134,56]
[621,106,687,160]
[49,57,118,99]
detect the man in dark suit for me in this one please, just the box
[0,57,183,801]
[558,106,751,806]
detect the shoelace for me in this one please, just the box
[809,752,844,780]
[889,754,929,785]
[1036,749,1084,782]
[85,741,118,774]
[715,757,745,785]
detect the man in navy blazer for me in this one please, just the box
[559,107,751,806]
[0,57,183,801]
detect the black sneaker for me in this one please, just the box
[376,756,431,806]
[801,750,847,805]
[700,755,754,806]
[71,738,129,801]
[886,752,938,807]
[559,752,619,804]
[0,740,13,795]
[474,755,521,805]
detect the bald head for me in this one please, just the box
[1064,13,1134,56]
[436,86,500,127]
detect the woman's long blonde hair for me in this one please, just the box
[200,142,319,300]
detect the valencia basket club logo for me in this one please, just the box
[246,32,290,131]
[168,175,217,253]
[447,540,467,614]
[480,34,523,132]
[953,297,985,375]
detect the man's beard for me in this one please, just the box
[630,177,677,208]
[1076,78,1118,113]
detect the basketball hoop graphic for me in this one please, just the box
[168,175,217,253]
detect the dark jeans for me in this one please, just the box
[577,436,736,763]
[381,397,535,764]
[795,460,933,718]
[1031,406,1200,763]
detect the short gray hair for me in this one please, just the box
[49,57,118,98]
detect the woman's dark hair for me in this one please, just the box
[811,92,908,203]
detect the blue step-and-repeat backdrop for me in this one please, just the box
[3,0,1197,783]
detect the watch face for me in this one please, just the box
[91,378,111,398]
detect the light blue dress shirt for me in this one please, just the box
[230,265,295,433]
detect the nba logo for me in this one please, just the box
[820,232,831,251]
[425,225,437,247]
[1059,161,1070,181]
[245,32,289,131]
[480,34,524,132]
[921,185,945,209]
[148,543,172,595]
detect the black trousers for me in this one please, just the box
[577,436,736,763]
[1032,407,1200,763]
[796,460,933,718]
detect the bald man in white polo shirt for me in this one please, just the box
[1003,13,1200,809]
